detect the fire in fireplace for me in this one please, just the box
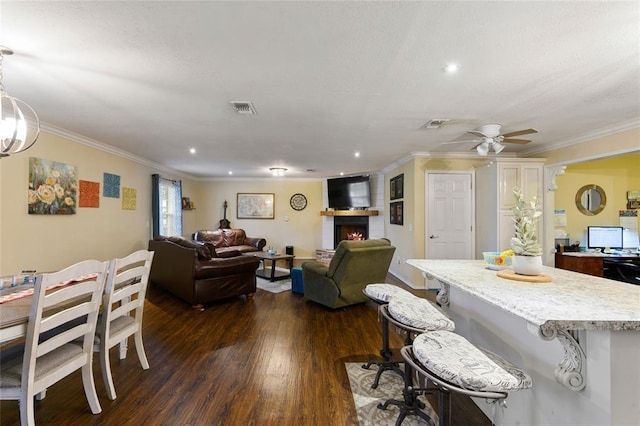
[334,216,369,248]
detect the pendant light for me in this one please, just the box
[0,46,40,158]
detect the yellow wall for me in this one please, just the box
[0,131,197,275]
[191,180,323,260]
[0,131,324,276]
[554,154,640,246]
[385,157,485,286]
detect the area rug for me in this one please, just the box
[346,362,438,426]
[256,276,292,293]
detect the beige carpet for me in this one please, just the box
[346,362,438,426]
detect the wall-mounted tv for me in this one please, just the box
[587,226,624,250]
[327,175,371,210]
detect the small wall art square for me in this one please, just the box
[103,172,120,198]
[28,157,77,215]
[79,180,100,208]
[122,187,137,210]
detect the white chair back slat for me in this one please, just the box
[111,299,138,320]
[38,301,96,333]
[36,322,91,358]
[43,278,104,308]
[112,282,142,304]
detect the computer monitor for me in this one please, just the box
[587,226,624,250]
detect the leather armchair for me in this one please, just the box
[302,239,396,309]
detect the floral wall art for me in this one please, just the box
[28,157,78,215]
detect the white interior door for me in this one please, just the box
[426,173,473,260]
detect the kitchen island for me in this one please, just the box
[407,259,640,426]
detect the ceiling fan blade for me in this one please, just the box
[468,130,487,138]
[502,138,531,144]
[502,128,538,138]
[442,139,481,145]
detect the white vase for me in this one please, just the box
[512,255,543,276]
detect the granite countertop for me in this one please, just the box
[406,259,640,332]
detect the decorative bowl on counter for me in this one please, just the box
[483,251,513,270]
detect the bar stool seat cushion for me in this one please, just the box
[388,297,455,331]
[412,331,532,392]
[364,283,415,303]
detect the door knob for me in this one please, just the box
[429,235,439,239]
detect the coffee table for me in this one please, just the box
[244,252,295,282]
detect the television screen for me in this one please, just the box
[587,226,624,250]
[327,175,371,209]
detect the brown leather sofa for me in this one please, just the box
[192,229,266,255]
[148,236,261,309]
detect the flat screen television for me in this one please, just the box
[327,175,371,210]
[587,226,624,250]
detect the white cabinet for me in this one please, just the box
[476,159,545,257]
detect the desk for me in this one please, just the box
[555,252,640,280]
[406,259,640,425]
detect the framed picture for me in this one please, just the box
[390,201,404,225]
[237,193,275,219]
[390,173,404,200]
[389,203,397,224]
[396,174,404,199]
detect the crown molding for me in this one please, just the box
[522,118,640,156]
[40,122,200,180]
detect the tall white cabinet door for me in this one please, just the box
[498,211,516,252]
[521,165,543,201]
[498,163,520,209]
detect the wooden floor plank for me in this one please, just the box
[1,275,490,425]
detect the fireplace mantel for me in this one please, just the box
[320,210,379,216]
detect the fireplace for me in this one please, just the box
[334,216,369,248]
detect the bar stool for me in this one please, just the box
[362,284,418,388]
[387,331,532,426]
[364,287,455,390]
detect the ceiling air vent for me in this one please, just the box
[230,101,257,115]
[420,118,450,130]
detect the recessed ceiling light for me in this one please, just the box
[443,63,459,73]
[354,152,360,158]
[189,148,196,154]
[228,171,233,175]
[340,172,345,176]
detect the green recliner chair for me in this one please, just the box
[302,239,396,309]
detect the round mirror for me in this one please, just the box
[575,184,606,216]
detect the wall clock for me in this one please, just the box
[290,193,307,211]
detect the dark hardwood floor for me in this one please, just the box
[1,275,490,425]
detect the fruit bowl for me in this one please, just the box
[483,251,513,269]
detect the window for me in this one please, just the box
[152,174,182,238]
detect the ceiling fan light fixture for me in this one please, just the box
[269,167,287,177]
[492,141,505,154]
[0,46,40,158]
[477,141,490,156]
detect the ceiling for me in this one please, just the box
[2,1,639,178]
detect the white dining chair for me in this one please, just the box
[97,249,154,400]
[0,259,109,426]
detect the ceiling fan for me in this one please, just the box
[446,124,538,156]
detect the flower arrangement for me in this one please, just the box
[510,187,542,256]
